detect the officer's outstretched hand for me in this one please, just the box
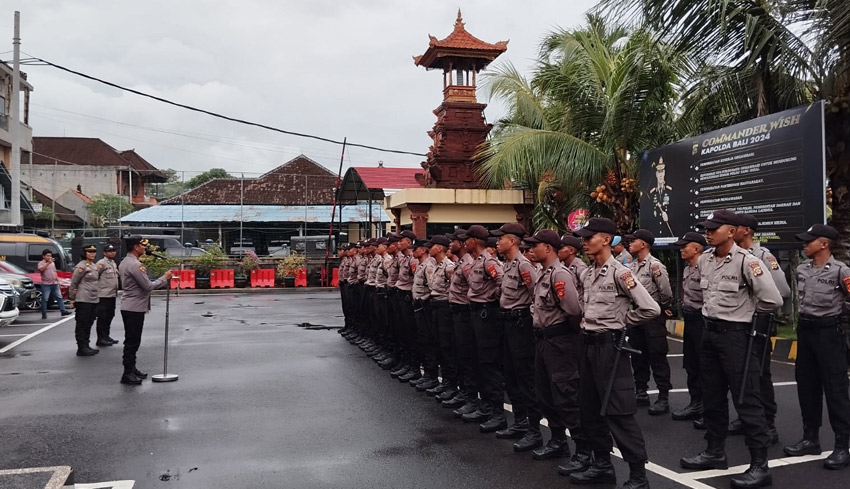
[163,270,173,280]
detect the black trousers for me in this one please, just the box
[755,335,777,423]
[96,297,117,340]
[795,319,850,437]
[536,330,583,441]
[365,286,376,337]
[579,335,648,463]
[374,288,388,339]
[470,302,505,416]
[350,284,365,331]
[629,313,672,392]
[503,311,539,425]
[121,310,146,373]
[339,283,350,328]
[701,325,770,449]
[431,300,458,386]
[451,304,478,400]
[74,301,98,346]
[414,300,438,377]
[682,310,704,403]
[398,291,418,365]
[386,288,400,348]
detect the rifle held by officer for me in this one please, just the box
[600,330,642,416]
[737,313,773,405]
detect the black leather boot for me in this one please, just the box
[479,413,508,433]
[461,408,491,423]
[730,448,771,489]
[672,400,703,421]
[783,426,821,456]
[436,387,458,402]
[532,438,570,460]
[557,444,592,476]
[496,417,529,439]
[680,440,728,470]
[648,390,669,415]
[569,452,616,485]
[453,401,478,418]
[76,344,99,356]
[512,427,543,452]
[635,389,650,406]
[622,462,649,489]
[824,435,850,470]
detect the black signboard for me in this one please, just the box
[639,102,825,248]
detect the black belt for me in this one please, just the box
[431,300,449,308]
[581,331,615,344]
[704,318,749,332]
[449,303,471,312]
[799,315,841,329]
[470,301,499,311]
[533,323,576,339]
[501,307,531,318]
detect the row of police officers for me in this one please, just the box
[336,211,850,489]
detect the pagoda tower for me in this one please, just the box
[413,10,508,188]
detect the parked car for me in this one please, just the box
[0,233,71,272]
[0,277,21,327]
[0,259,70,302]
[0,271,39,311]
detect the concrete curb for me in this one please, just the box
[149,287,338,296]
[666,319,797,361]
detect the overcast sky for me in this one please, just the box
[1,0,597,178]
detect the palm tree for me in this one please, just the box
[597,0,850,255]
[477,14,687,232]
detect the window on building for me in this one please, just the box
[0,186,7,209]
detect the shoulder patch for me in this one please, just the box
[620,271,637,289]
[487,263,498,278]
[554,281,566,298]
[651,263,662,277]
[139,264,146,273]
[843,276,850,294]
[410,262,417,273]
[521,270,532,286]
[748,261,763,277]
[767,257,779,270]
[76,266,84,273]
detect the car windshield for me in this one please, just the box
[0,260,28,274]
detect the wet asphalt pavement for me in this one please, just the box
[0,290,845,488]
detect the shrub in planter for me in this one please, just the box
[276,252,306,285]
[191,243,226,278]
[140,244,180,279]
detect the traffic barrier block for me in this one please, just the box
[331,267,339,287]
[251,269,275,288]
[294,268,307,287]
[211,269,234,288]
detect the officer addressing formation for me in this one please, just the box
[338,208,850,489]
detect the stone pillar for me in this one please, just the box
[408,203,431,239]
[391,208,402,233]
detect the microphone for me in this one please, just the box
[145,249,169,260]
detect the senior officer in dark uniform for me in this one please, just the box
[447,229,479,414]
[730,213,790,444]
[783,224,850,470]
[679,210,782,489]
[461,225,507,433]
[95,243,121,346]
[571,218,659,489]
[491,223,541,450]
[70,245,101,356]
[625,229,673,414]
[524,230,588,469]
[119,237,172,385]
[671,232,707,422]
[425,234,459,400]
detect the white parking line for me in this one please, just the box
[0,315,75,353]
[74,481,135,488]
[0,333,27,337]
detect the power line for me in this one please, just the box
[16,54,428,158]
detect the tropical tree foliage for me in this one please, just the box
[88,194,135,226]
[477,14,687,231]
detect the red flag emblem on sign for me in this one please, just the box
[487,263,498,278]
[620,271,636,289]
[521,270,532,285]
[554,281,566,298]
[748,261,763,277]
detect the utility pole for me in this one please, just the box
[10,12,22,226]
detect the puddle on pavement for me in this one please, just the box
[295,322,341,331]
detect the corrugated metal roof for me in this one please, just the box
[120,203,386,224]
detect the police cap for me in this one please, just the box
[465,225,489,241]
[490,222,527,238]
[399,230,417,241]
[796,224,839,242]
[431,235,451,247]
[523,229,562,249]
[83,245,97,253]
[103,244,117,252]
[673,232,707,247]
[735,213,759,230]
[574,218,618,238]
[697,209,738,230]
[486,237,498,248]
[625,229,655,246]
[413,239,432,249]
[560,235,582,250]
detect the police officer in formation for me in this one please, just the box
[337,212,850,488]
[70,245,101,356]
[625,229,673,414]
[784,224,850,469]
[95,244,120,347]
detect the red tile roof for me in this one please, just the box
[32,137,166,182]
[29,188,84,224]
[414,10,508,68]
[352,167,422,190]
